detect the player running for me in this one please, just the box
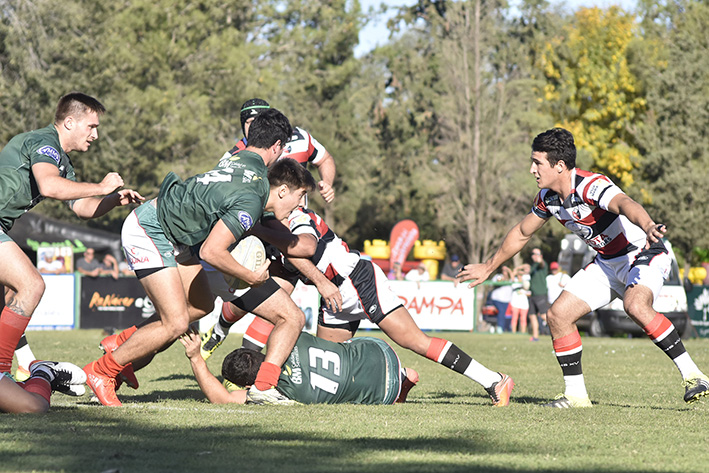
[83,110,316,407]
[458,127,708,408]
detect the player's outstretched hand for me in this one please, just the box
[457,263,492,289]
[100,172,124,195]
[318,181,335,203]
[179,330,201,360]
[316,278,343,313]
[116,189,145,206]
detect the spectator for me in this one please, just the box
[76,248,100,277]
[388,261,404,281]
[405,262,430,283]
[37,252,64,275]
[527,248,549,340]
[488,266,513,333]
[118,256,133,277]
[509,265,530,335]
[546,261,570,305]
[440,254,463,285]
[99,253,119,280]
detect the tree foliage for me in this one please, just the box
[633,0,709,264]
[538,6,645,187]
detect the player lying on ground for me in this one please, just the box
[0,361,86,414]
[457,127,708,408]
[83,110,316,407]
[180,330,418,405]
[202,205,515,407]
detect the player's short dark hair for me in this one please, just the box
[222,348,266,386]
[268,158,316,192]
[532,128,576,169]
[240,98,270,135]
[246,108,291,150]
[54,92,106,124]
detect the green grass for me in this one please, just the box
[3,330,708,473]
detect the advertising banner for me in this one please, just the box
[360,281,475,331]
[28,274,76,330]
[687,285,709,338]
[389,219,419,268]
[79,276,155,330]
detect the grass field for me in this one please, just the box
[2,329,708,473]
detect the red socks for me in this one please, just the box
[95,350,126,378]
[425,337,450,362]
[21,378,51,404]
[0,307,31,373]
[244,317,275,349]
[117,325,138,345]
[253,361,281,391]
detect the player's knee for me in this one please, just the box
[164,318,190,339]
[622,297,647,319]
[18,397,49,414]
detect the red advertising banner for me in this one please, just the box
[389,219,419,267]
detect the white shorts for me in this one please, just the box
[121,200,191,271]
[320,259,404,327]
[563,241,671,311]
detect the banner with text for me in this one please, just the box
[79,276,155,330]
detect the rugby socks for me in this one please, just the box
[643,313,700,379]
[117,325,138,345]
[20,378,52,404]
[15,334,37,371]
[243,317,274,352]
[253,361,281,391]
[0,307,31,373]
[425,337,501,388]
[553,330,588,398]
[95,350,125,378]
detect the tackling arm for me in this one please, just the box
[179,331,246,404]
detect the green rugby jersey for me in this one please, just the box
[277,333,401,405]
[156,150,269,246]
[0,125,76,231]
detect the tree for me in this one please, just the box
[633,0,709,265]
[538,6,645,187]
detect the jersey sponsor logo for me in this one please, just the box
[368,304,378,315]
[238,211,254,230]
[36,145,60,164]
[288,347,303,385]
[243,170,256,183]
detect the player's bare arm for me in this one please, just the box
[458,212,547,288]
[314,151,336,203]
[180,331,246,404]
[287,257,343,312]
[201,220,271,287]
[250,220,317,258]
[607,193,666,246]
[32,162,124,200]
[72,189,145,219]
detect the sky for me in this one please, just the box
[355,0,638,57]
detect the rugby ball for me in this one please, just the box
[223,236,267,290]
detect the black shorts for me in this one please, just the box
[528,294,549,315]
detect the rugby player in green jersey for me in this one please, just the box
[84,109,316,406]
[180,330,418,405]
[0,92,143,381]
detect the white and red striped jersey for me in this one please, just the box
[287,207,359,281]
[280,127,327,166]
[224,127,327,167]
[531,168,647,258]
